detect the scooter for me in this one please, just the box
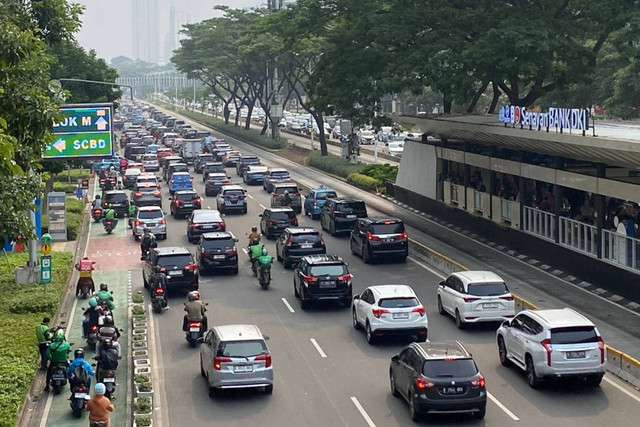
[97,367,117,400]
[68,368,90,417]
[76,278,94,298]
[258,265,271,290]
[186,320,203,348]
[85,324,99,351]
[92,207,103,222]
[151,286,167,313]
[50,361,68,394]
[103,219,116,234]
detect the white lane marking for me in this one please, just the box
[487,392,520,421]
[408,256,446,279]
[604,376,640,403]
[148,303,165,427]
[38,392,53,427]
[350,396,376,427]
[207,206,211,209]
[247,193,254,199]
[281,297,295,313]
[242,248,248,255]
[259,203,267,210]
[310,338,327,358]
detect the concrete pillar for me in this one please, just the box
[518,152,525,231]
[489,147,497,220]
[553,157,563,243]
[463,142,470,210]
[595,163,606,258]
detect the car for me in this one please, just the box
[353,285,427,344]
[146,144,160,154]
[259,207,298,239]
[320,197,367,236]
[437,271,516,329]
[204,173,232,197]
[275,227,326,269]
[262,168,291,193]
[216,185,247,214]
[270,183,302,214]
[122,168,142,189]
[386,141,404,157]
[235,155,260,177]
[378,126,393,142]
[141,153,160,172]
[184,129,198,139]
[357,129,376,145]
[130,183,162,208]
[135,172,160,189]
[168,172,194,195]
[331,126,341,139]
[169,190,202,219]
[194,154,215,174]
[196,232,239,274]
[202,162,225,181]
[221,151,241,166]
[303,186,337,219]
[161,133,180,148]
[292,255,352,309]
[243,165,269,185]
[161,155,183,173]
[349,217,408,263]
[199,324,273,397]
[165,162,189,183]
[187,209,226,243]
[143,247,198,291]
[132,206,167,240]
[156,148,173,163]
[496,308,606,388]
[389,341,487,421]
[101,190,129,217]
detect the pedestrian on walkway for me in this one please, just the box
[86,383,114,426]
[36,317,51,370]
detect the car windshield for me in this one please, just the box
[199,155,214,162]
[177,193,197,201]
[131,147,146,154]
[223,190,244,197]
[138,177,157,184]
[207,174,227,181]
[271,171,289,178]
[217,340,267,358]
[467,282,509,296]
[422,359,478,378]
[143,155,157,161]
[138,210,163,219]
[309,264,347,276]
[378,297,419,308]
[276,186,298,194]
[370,222,405,234]
[126,169,142,176]
[138,187,157,195]
[172,165,189,172]
[202,238,233,250]
[106,193,127,202]
[243,158,259,164]
[157,254,192,267]
[205,164,223,170]
[271,211,295,220]
[550,327,598,344]
[315,191,337,200]
[193,214,220,223]
[337,202,365,212]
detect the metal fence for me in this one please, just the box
[602,229,640,272]
[559,216,597,257]
[523,206,555,241]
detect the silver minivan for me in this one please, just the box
[199,324,273,397]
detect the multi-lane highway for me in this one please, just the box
[139,107,640,427]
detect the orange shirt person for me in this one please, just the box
[86,383,114,426]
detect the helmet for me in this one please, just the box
[251,226,257,232]
[54,329,65,341]
[262,248,268,256]
[100,283,108,291]
[95,194,101,199]
[283,190,290,195]
[154,266,162,273]
[143,227,150,234]
[89,297,98,307]
[95,383,106,395]
[103,315,114,327]
[187,291,197,302]
[193,290,200,300]
[74,349,85,359]
[103,338,112,349]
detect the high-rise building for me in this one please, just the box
[132,0,160,64]
[163,4,191,64]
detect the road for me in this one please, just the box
[140,107,640,427]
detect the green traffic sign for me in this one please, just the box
[40,255,52,284]
[44,103,114,159]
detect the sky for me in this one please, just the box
[74,0,263,63]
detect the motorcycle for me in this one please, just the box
[68,369,90,417]
[186,321,203,348]
[97,367,117,400]
[92,207,103,222]
[151,286,167,313]
[103,219,116,234]
[140,241,158,261]
[98,176,116,190]
[50,361,69,394]
[76,277,94,298]
[259,265,271,289]
[85,324,99,351]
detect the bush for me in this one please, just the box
[41,210,82,240]
[137,382,152,392]
[360,164,398,183]
[66,198,84,215]
[54,169,91,183]
[135,416,152,427]
[135,375,150,384]
[347,173,382,192]
[7,292,60,314]
[52,182,76,194]
[132,305,145,315]
[306,151,363,178]
[132,293,144,303]
[134,397,152,413]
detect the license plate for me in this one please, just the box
[169,271,182,276]
[52,375,65,380]
[442,386,464,394]
[146,223,156,228]
[102,378,115,383]
[231,197,238,201]
[319,281,336,288]
[213,255,225,259]
[74,393,88,398]
[383,238,393,243]
[189,327,200,332]
[346,214,356,219]
[482,303,498,309]
[234,365,253,373]
[393,312,409,319]
[202,225,213,229]
[111,203,122,207]
[301,243,312,249]
[566,351,586,359]
[183,203,193,207]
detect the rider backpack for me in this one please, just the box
[73,365,88,384]
[99,348,119,370]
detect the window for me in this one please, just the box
[405,350,418,370]
[422,359,478,377]
[223,190,244,197]
[337,201,365,212]
[177,193,197,201]
[316,191,337,200]
[270,211,295,220]
[270,171,289,178]
[202,238,233,251]
[523,317,543,335]
[217,340,267,358]
[105,193,127,202]
[291,233,320,243]
[194,214,221,223]
[276,186,299,194]
[157,254,193,267]
[370,222,405,235]
[550,327,598,344]
[511,314,525,330]
[361,289,374,304]
[399,349,412,364]
[308,264,347,276]
[467,282,509,297]
[379,297,419,308]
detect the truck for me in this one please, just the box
[179,139,203,165]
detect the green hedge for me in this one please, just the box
[347,173,382,192]
[360,164,397,183]
[0,251,73,426]
[52,182,76,194]
[53,169,91,183]
[306,151,363,178]
[66,198,84,215]
[41,210,82,241]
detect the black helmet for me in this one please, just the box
[103,315,114,327]
[251,226,257,232]
[100,283,108,291]
[74,348,85,359]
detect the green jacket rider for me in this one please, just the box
[46,330,71,363]
[95,283,115,310]
[104,208,116,220]
[128,204,138,218]
[257,248,273,269]
[250,244,264,260]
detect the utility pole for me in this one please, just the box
[268,0,283,140]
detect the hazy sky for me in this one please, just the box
[75,0,263,62]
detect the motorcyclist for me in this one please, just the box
[102,207,117,229]
[95,337,120,376]
[67,348,95,390]
[257,247,273,283]
[86,383,114,426]
[151,266,169,309]
[44,329,71,392]
[249,242,264,274]
[95,283,115,311]
[99,169,107,181]
[140,227,156,257]
[82,297,103,337]
[127,203,138,228]
[247,226,261,247]
[108,166,117,180]
[183,291,207,332]
[92,194,101,209]
[75,257,96,296]
[102,175,114,192]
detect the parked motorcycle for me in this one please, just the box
[258,266,271,290]
[92,208,103,222]
[49,361,68,394]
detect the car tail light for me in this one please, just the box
[333,210,344,217]
[153,191,160,197]
[302,275,317,284]
[190,178,193,182]
[160,267,167,273]
[268,219,277,225]
[194,198,201,204]
[185,263,198,272]
[294,193,300,197]
[273,193,281,198]
[216,221,225,228]
[290,218,298,226]
[337,274,352,282]
[286,235,293,245]
[416,378,434,389]
[313,201,317,206]
[541,338,552,366]
[463,297,480,303]
[367,232,381,241]
[213,356,230,371]
[134,192,142,197]
[135,221,141,227]
[222,179,231,184]
[471,374,485,388]
[189,223,198,228]
[372,308,390,318]
[159,219,166,225]
[397,231,408,239]
[170,179,174,185]
[201,250,210,257]
[255,352,272,368]
[175,200,182,206]
[412,306,426,316]
[499,295,514,301]
[597,336,605,364]
[226,248,237,256]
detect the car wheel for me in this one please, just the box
[242,207,247,214]
[585,374,603,387]
[200,355,206,377]
[399,255,407,263]
[161,233,167,240]
[389,369,400,397]
[408,392,421,422]
[134,234,140,242]
[526,355,542,389]
[352,309,360,329]
[208,383,221,398]
[329,221,336,236]
[311,213,319,220]
[320,217,327,231]
[350,239,357,255]
[300,299,309,310]
[366,322,376,345]
[277,251,282,262]
[264,384,273,394]
[362,245,371,264]
[283,259,292,269]
[437,296,445,315]
[455,309,465,329]
[498,336,511,367]
[343,298,351,309]
[232,267,239,275]
[474,407,486,419]
[143,272,149,289]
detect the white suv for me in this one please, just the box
[352,285,428,345]
[496,308,605,388]
[437,271,515,329]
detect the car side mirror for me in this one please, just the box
[169,197,172,200]
[163,211,168,215]
[502,320,510,328]
[439,281,445,288]
[196,337,204,342]
[391,355,399,362]
[353,295,360,300]
[258,214,263,217]
[263,335,270,341]
[233,238,239,242]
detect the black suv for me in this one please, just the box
[143,247,199,292]
[202,162,225,181]
[389,342,486,421]
[101,190,129,217]
[196,232,239,275]
[293,255,352,309]
[260,207,298,239]
[164,162,189,182]
[194,154,215,173]
[350,217,408,263]
[170,190,202,219]
[275,227,326,269]
[320,198,367,236]
[187,209,225,243]
[204,173,231,197]
[235,155,260,176]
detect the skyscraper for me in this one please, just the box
[132,0,160,64]
[163,4,191,64]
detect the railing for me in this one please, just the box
[473,190,483,212]
[522,206,555,241]
[559,216,597,257]
[602,229,640,272]
[501,199,512,222]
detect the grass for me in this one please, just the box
[0,251,73,427]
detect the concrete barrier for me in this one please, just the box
[619,352,640,388]
[408,239,466,276]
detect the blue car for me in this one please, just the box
[304,186,338,219]
[169,172,193,195]
[147,144,160,154]
[92,157,122,172]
